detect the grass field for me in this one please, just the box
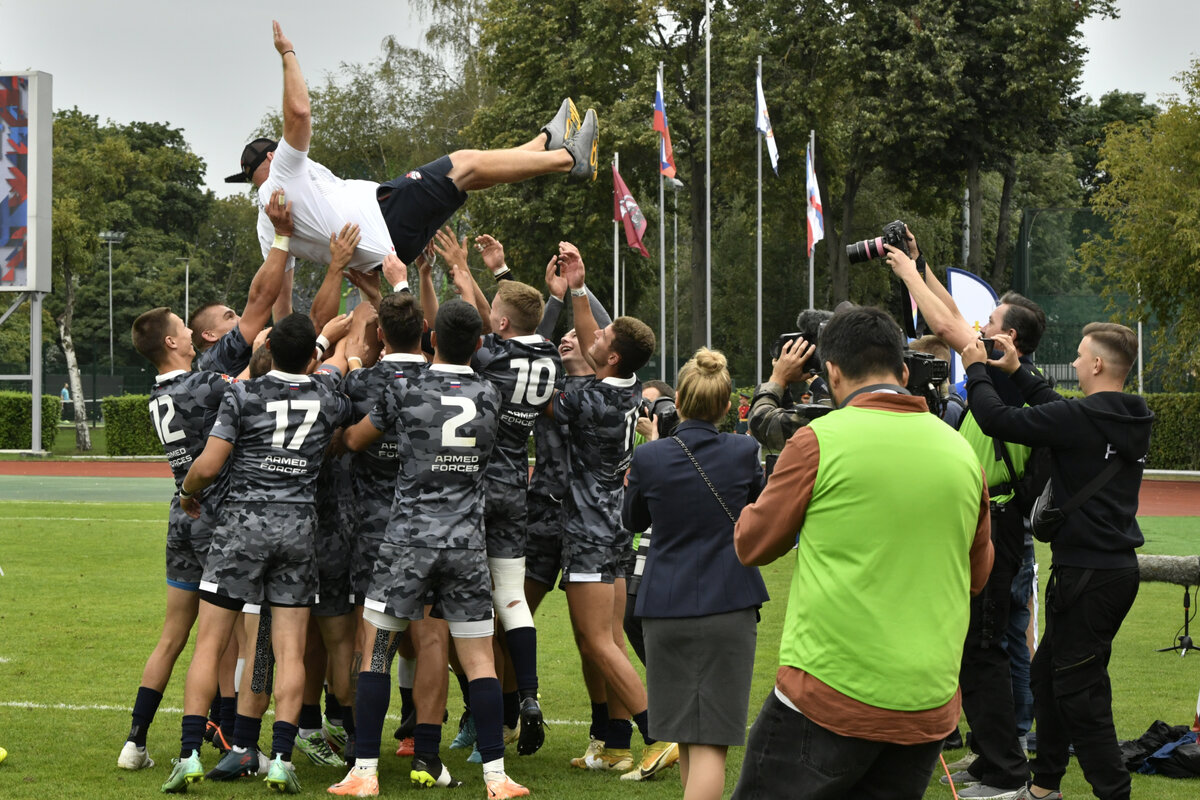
[1,497,1198,799]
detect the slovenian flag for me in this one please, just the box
[653,72,676,179]
[755,74,779,174]
[806,140,824,256]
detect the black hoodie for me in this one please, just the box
[966,362,1154,569]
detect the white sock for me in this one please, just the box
[352,758,378,774]
[298,727,321,739]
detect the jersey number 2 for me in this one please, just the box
[441,397,477,447]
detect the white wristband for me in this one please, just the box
[272,234,290,252]
[492,265,511,278]
[392,280,410,293]
[315,335,330,353]
[570,286,588,297]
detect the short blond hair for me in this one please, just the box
[1082,322,1137,375]
[676,347,732,424]
[494,281,544,334]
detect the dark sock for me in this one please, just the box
[298,703,322,730]
[324,688,341,722]
[181,714,207,759]
[633,709,656,745]
[271,720,299,761]
[233,713,262,750]
[413,752,444,777]
[355,671,391,761]
[128,686,163,747]
[208,696,222,724]
[505,627,539,693]
[414,723,442,757]
[219,695,237,736]
[342,707,356,737]
[469,677,505,763]
[605,717,632,750]
[399,686,415,721]
[589,702,609,741]
[455,671,472,711]
[502,691,519,729]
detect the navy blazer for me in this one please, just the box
[623,419,769,619]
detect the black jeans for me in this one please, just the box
[1030,565,1139,800]
[958,502,1028,789]
[732,692,942,800]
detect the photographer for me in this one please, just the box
[635,380,678,444]
[886,235,1048,798]
[963,326,1152,800]
[747,309,833,451]
[731,306,992,800]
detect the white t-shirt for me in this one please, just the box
[256,138,396,271]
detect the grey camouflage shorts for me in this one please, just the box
[201,501,319,607]
[166,500,216,589]
[364,542,493,623]
[485,479,528,559]
[524,493,564,587]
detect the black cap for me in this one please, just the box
[225,137,278,183]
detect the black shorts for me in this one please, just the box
[377,156,468,263]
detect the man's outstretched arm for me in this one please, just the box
[273,21,311,152]
[558,242,599,370]
[240,190,292,345]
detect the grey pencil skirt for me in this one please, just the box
[642,607,759,746]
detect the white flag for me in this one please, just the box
[755,74,779,173]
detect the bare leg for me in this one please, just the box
[316,614,357,710]
[269,606,311,725]
[139,586,200,692]
[410,614,451,726]
[218,617,241,698]
[447,148,573,193]
[524,578,550,615]
[182,602,240,716]
[518,132,551,152]
[565,583,647,714]
[681,743,728,800]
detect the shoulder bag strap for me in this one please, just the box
[1058,457,1125,515]
[671,435,737,523]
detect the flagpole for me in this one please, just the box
[704,0,712,347]
[659,63,667,381]
[613,151,620,317]
[756,56,763,386]
[809,130,816,310]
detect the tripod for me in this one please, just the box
[1157,585,1195,657]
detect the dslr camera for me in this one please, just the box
[639,395,679,438]
[847,219,909,264]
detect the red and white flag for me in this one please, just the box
[613,166,650,257]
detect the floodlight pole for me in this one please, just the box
[177,257,191,320]
[99,231,125,376]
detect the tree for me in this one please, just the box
[1080,60,1200,387]
[46,111,209,448]
[1065,90,1158,201]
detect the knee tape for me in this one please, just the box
[234,657,246,689]
[489,556,534,631]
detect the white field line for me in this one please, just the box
[5,517,163,523]
[0,700,586,725]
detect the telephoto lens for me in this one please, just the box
[846,236,887,264]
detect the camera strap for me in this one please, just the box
[671,436,737,523]
[837,384,910,409]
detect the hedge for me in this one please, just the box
[101,394,161,456]
[1145,393,1200,471]
[0,391,60,450]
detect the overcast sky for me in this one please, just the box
[2,0,1196,199]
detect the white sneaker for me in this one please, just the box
[117,741,155,770]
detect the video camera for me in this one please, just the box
[771,309,833,377]
[639,395,679,439]
[904,350,949,417]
